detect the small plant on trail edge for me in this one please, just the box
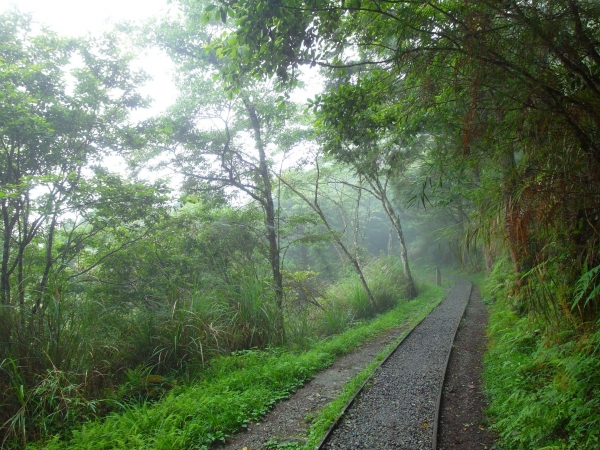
[264,438,304,449]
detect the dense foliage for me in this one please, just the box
[1,0,599,447]
[484,260,600,449]
[210,0,600,447]
[214,0,600,323]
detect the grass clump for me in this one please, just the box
[323,256,411,324]
[33,281,443,450]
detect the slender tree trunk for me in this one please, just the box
[383,198,418,299]
[244,100,285,342]
[16,243,27,359]
[501,149,522,277]
[1,201,13,305]
[371,179,418,299]
[353,179,362,265]
[316,204,376,309]
[279,160,378,310]
[35,215,57,315]
[17,195,30,339]
[457,199,468,266]
[17,247,25,326]
[471,164,494,272]
[0,202,13,357]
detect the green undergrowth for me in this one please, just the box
[484,291,600,449]
[33,282,443,450]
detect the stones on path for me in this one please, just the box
[322,280,472,449]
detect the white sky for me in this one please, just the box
[0,0,322,186]
[0,0,181,181]
[0,0,171,36]
[0,0,178,118]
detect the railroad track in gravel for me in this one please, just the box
[316,278,472,450]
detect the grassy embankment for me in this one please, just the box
[482,264,600,450]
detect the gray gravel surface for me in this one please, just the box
[213,324,409,450]
[322,279,472,450]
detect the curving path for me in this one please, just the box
[320,279,472,449]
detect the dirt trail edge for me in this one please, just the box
[437,284,496,449]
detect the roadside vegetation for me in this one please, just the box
[2,0,599,448]
[482,260,600,450]
[26,279,442,450]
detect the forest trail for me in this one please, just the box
[320,279,471,449]
[213,310,414,449]
[215,279,494,450]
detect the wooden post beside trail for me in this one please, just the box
[436,267,441,287]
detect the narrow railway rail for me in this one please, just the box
[315,279,472,450]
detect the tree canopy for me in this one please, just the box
[0,10,167,362]
[212,0,600,322]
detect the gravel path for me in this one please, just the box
[322,279,472,449]
[214,322,413,450]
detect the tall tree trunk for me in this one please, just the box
[457,198,468,266]
[353,178,362,265]
[501,149,522,277]
[315,205,376,309]
[35,215,57,315]
[382,197,418,299]
[244,100,285,342]
[1,201,14,305]
[16,243,26,359]
[471,164,494,273]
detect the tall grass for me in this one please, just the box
[1,266,283,447]
[214,270,281,350]
[324,256,409,322]
[1,256,414,448]
[31,281,443,450]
